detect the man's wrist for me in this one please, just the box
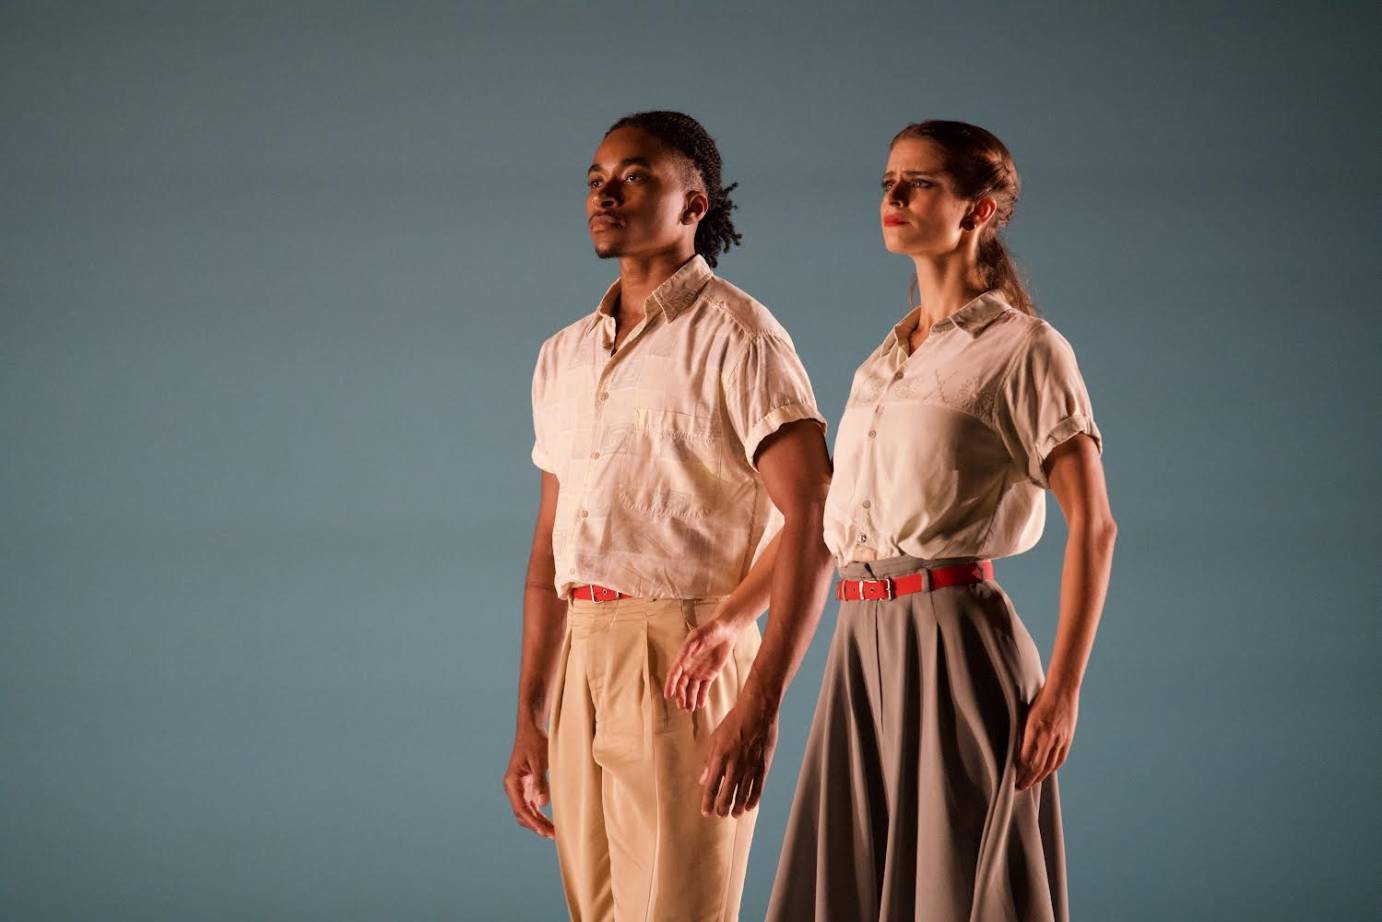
[515,704,547,734]
[739,672,784,713]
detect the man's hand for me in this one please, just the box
[699,687,778,818]
[664,614,741,711]
[502,724,555,839]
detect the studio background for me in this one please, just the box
[4,1,1378,919]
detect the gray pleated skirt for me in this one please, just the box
[766,555,1067,922]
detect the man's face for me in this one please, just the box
[586,126,705,259]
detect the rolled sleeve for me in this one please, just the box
[530,343,557,474]
[998,324,1102,488]
[724,333,827,469]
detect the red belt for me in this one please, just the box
[570,583,632,602]
[836,560,993,602]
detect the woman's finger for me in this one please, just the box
[694,676,711,711]
[1037,738,1065,786]
[675,670,691,709]
[1017,729,1046,790]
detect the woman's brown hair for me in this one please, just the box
[892,120,1035,315]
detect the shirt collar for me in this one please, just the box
[588,254,714,332]
[878,288,1012,354]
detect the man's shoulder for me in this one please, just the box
[537,311,597,356]
[696,275,793,342]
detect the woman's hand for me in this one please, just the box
[1014,681,1079,791]
[663,615,741,711]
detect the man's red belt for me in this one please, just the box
[570,584,632,602]
[836,560,993,602]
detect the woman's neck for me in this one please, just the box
[911,253,988,328]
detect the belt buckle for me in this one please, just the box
[863,577,893,601]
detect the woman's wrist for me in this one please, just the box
[1042,667,1083,697]
[712,598,758,632]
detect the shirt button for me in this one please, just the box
[857,534,868,543]
[568,567,575,575]
[590,451,600,459]
[599,392,610,401]
[893,371,903,380]
[577,509,588,518]
[861,500,871,509]
[868,429,877,438]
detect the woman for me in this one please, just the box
[765,121,1117,921]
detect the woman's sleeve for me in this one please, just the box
[996,323,1102,488]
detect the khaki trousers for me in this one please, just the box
[549,596,761,922]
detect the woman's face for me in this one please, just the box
[880,137,971,256]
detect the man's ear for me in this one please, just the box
[682,189,709,225]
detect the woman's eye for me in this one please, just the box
[910,178,930,188]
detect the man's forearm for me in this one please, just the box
[738,507,835,707]
[515,581,568,730]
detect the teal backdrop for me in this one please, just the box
[4,1,1379,919]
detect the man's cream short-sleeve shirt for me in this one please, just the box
[532,255,826,600]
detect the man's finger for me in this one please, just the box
[524,772,550,808]
[731,766,758,817]
[505,775,547,837]
[522,796,555,838]
[714,761,739,816]
[744,769,766,812]
[700,753,725,815]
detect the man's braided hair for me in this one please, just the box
[606,111,742,267]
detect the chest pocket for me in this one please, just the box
[616,406,723,519]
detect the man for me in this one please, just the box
[501,110,835,921]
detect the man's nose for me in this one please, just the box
[596,179,620,208]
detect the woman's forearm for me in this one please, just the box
[1045,516,1117,692]
[715,529,783,629]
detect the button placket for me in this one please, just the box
[856,361,903,551]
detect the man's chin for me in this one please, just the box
[591,241,624,259]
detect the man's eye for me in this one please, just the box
[588,178,601,189]
[624,173,645,183]
[881,179,893,190]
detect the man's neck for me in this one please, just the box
[614,248,697,327]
